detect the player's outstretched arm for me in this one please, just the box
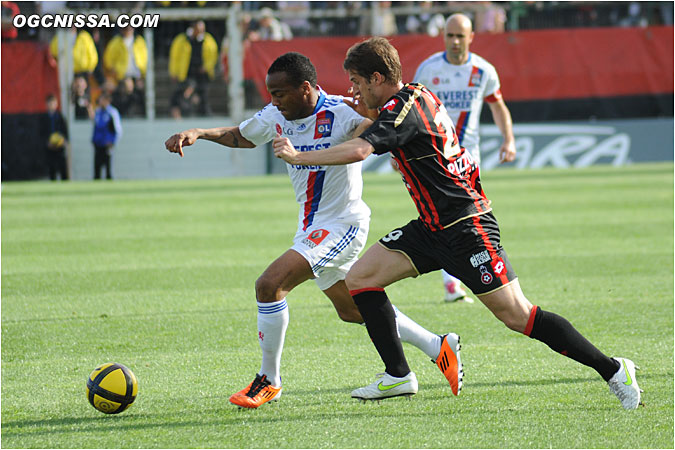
[273,136,374,166]
[164,126,255,157]
[488,99,516,163]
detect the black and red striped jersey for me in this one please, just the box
[360,83,492,232]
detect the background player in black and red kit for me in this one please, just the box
[273,37,642,410]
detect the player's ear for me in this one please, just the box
[300,80,312,94]
[371,72,385,86]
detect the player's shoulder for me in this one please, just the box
[253,102,283,121]
[416,51,446,71]
[470,53,498,72]
[320,93,361,119]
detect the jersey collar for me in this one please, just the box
[443,51,472,66]
[312,87,327,115]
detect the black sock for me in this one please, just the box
[525,306,620,381]
[351,288,411,378]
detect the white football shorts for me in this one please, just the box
[291,220,369,291]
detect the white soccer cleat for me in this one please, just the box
[608,357,643,410]
[444,281,473,303]
[351,372,418,401]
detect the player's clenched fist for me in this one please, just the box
[272,135,299,164]
[164,129,199,157]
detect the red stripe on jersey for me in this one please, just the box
[485,89,503,103]
[302,171,317,231]
[418,87,488,224]
[472,214,510,286]
[396,150,440,231]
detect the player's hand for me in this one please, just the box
[343,87,379,120]
[499,140,516,164]
[164,129,199,157]
[272,134,299,164]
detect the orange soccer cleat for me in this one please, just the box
[435,333,463,395]
[229,374,282,409]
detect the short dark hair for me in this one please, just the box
[343,37,402,84]
[46,93,57,102]
[267,52,317,88]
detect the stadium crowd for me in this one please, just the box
[2,1,672,121]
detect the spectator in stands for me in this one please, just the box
[112,76,145,117]
[405,1,445,36]
[361,1,398,36]
[41,94,69,181]
[50,27,98,77]
[72,75,94,119]
[277,1,311,36]
[103,25,147,116]
[90,28,106,87]
[475,1,507,33]
[169,20,219,115]
[170,79,200,120]
[1,0,19,40]
[250,7,292,41]
[92,92,122,180]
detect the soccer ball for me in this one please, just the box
[48,132,65,148]
[86,363,138,414]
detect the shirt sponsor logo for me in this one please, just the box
[432,77,440,85]
[469,250,491,267]
[275,123,282,135]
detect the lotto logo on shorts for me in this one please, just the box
[303,229,329,248]
[491,257,507,276]
[479,265,493,285]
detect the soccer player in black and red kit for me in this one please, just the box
[273,37,642,410]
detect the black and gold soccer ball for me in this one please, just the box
[86,363,138,414]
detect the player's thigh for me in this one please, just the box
[346,243,419,291]
[347,219,440,291]
[256,249,315,301]
[439,212,517,296]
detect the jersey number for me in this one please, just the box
[382,230,403,242]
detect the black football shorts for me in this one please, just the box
[378,212,517,295]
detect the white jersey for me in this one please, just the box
[239,90,370,232]
[414,52,502,161]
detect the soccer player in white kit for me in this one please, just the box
[165,53,462,409]
[414,13,516,303]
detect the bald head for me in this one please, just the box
[443,13,474,65]
[445,13,473,33]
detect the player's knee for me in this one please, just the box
[255,275,281,302]
[345,271,369,291]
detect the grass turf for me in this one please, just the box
[2,163,673,448]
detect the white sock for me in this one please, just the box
[393,305,442,359]
[257,299,288,387]
[442,270,460,287]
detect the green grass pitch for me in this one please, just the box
[2,163,673,448]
